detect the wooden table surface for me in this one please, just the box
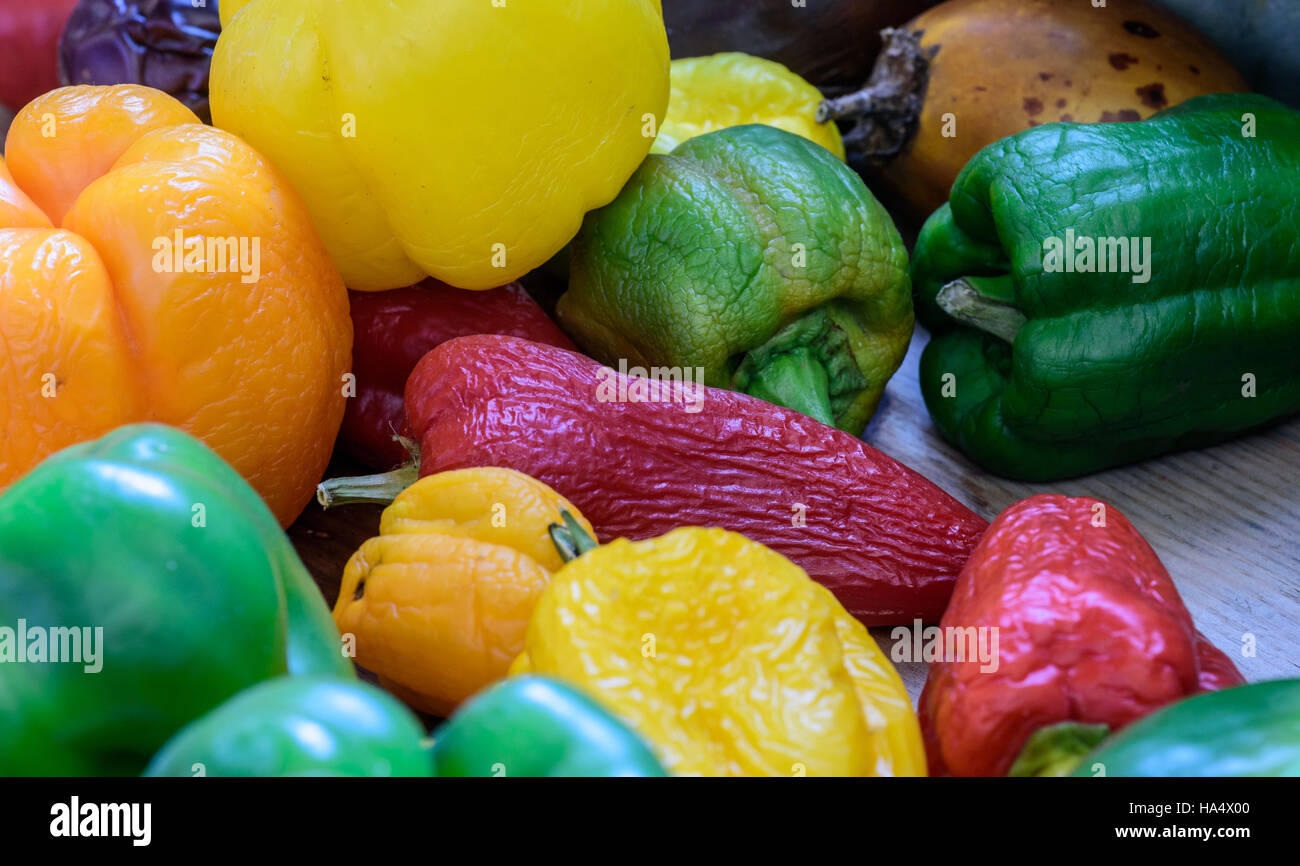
[290,328,1300,703]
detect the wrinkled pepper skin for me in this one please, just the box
[0,85,352,526]
[59,0,223,123]
[919,495,1243,777]
[431,676,666,778]
[912,94,1300,480]
[404,336,987,626]
[652,53,844,158]
[0,425,350,777]
[512,527,925,777]
[1072,680,1300,778]
[562,124,912,436]
[212,0,668,291]
[332,468,595,717]
[344,281,574,470]
[145,676,432,777]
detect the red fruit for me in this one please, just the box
[920,494,1244,777]
[0,0,79,111]
[404,334,988,626]
[343,281,574,469]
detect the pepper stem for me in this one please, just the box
[936,276,1027,343]
[1007,722,1110,777]
[816,28,934,160]
[548,510,599,563]
[742,347,836,427]
[316,437,422,509]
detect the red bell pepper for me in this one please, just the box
[322,334,988,626]
[342,281,574,469]
[919,494,1244,777]
[0,0,78,111]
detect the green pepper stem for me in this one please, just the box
[1007,722,1110,777]
[316,437,421,509]
[548,510,599,563]
[936,276,1027,343]
[741,346,837,427]
[316,462,419,508]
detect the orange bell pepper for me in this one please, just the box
[332,467,596,717]
[0,85,351,525]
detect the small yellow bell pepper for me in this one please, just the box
[511,526,925,777]
[212,0,669,291]
[332,468,595,717]
[652,52,845,159]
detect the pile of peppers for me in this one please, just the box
[1,0,1297,780]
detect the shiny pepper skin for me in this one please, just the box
[145,676,432,778]
[652,53,845,158]
[333,468,596,717]
[511,527,926,777]
[404,335,987,626]
[431,676,666,778]
[919,494,1244,777]
[211,0,669,290]
[0,85,351,526]
[0,0,78,111]
[343,280,575,470]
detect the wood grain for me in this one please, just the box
[290,329,1300,703]
[867,330,1300,699]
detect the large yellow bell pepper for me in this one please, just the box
[511,526,926,777]
[212,0,669,291]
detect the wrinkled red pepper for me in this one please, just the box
[400,334,988,625]
[342,281,574,469]
[919,494,1244,777]
[0,0,78,111]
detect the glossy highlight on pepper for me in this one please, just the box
[0,84,351,526]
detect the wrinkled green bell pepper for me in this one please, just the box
[1071,680,1300,777]
[145,676,432,777]
[432,676,667,778]
[0,424,351,776]
[912,94,1300,480]
[560,123,912,435]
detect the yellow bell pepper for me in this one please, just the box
[511,526,925,777]
[211,0,669,291]
[652,53,845,159]
[333,468,595,717]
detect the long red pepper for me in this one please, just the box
[388,334,989,626]
[919,494,1244,777]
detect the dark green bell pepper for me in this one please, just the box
[145,676,432,777]
[0,424,351,776]
[912,94,1300,480]
[431,676,667,777]
[559,123,913,435]
[1071,679,1300,777]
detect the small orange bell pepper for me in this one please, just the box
[332,467,596,717]
[0,85,351,525]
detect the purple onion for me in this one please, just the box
[58,0,222,122]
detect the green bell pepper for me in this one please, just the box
[1071,679,1300,777]
[145,676,432,777]
[559,123,913,435]
[431,676,667,777]
[911,94,1300,480]
[0,424,351,776]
